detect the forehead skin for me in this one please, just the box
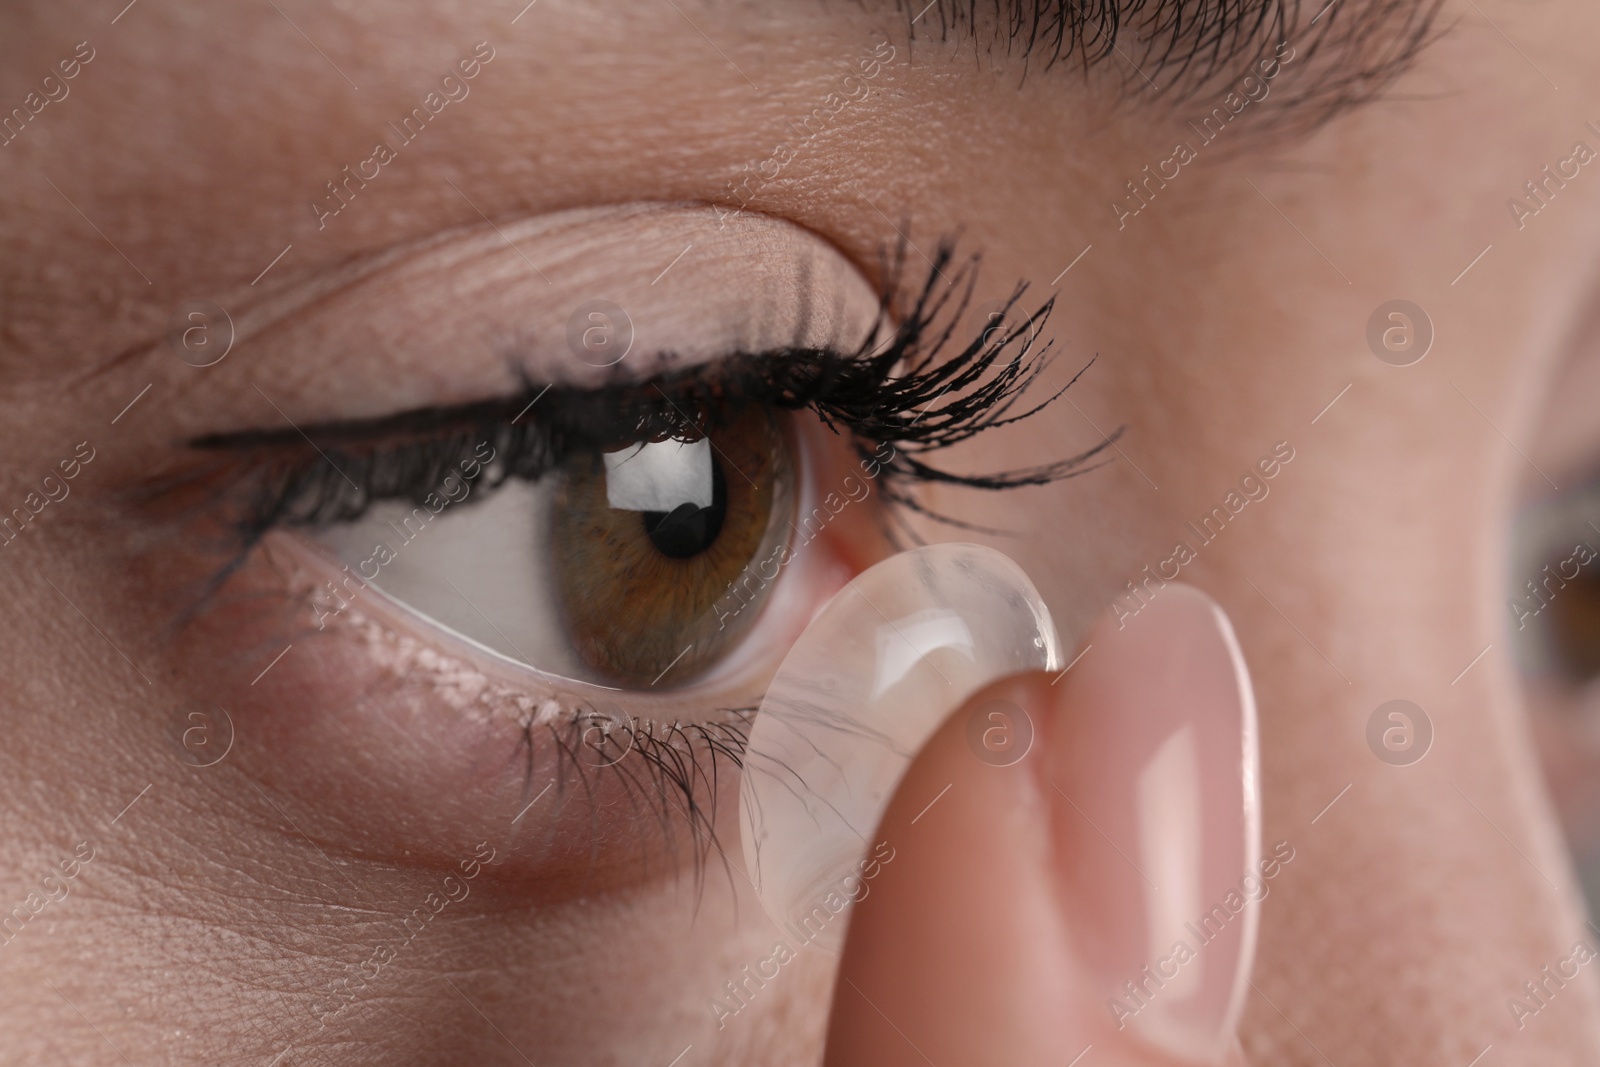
[3,1,1600,1065]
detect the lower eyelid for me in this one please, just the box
[167,531,773,892]
[264,531,757,726]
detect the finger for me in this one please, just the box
[824,584,1260,1067]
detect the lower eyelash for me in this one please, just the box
[532,707,754,890]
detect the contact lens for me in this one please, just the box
[739,543,1062,950]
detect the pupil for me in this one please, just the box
[642,454,727,559]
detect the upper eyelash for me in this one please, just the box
[189,236,1113,546]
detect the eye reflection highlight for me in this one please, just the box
[603,437,726,560]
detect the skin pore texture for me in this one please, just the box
[3,1,1600,1064]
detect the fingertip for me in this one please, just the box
[824,671,1074,1067]
[826,583,1262,1066]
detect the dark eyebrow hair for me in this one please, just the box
[882,0,1445,126]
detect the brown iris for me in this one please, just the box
[551,407,790,687]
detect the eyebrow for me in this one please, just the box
[881,0,1444,124]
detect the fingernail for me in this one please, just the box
[1040,583,1261,1063]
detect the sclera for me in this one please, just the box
[739,543,1063,950]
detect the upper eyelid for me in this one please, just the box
[180,228,913,455]
[181,238,991,460]
[141,205,891,434]
[173,242,1112,550]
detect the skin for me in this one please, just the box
[2,0,1600,1064]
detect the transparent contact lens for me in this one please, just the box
[739,542,1062,950]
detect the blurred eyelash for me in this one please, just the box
[189,237,1110,547]
[901,0,1444,126]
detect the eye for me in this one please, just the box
[180,214,1099,740]
[1509,478,1600,686]
[152,212,1095,888]
[313,404,796,688]
[1511,462,1600,921]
